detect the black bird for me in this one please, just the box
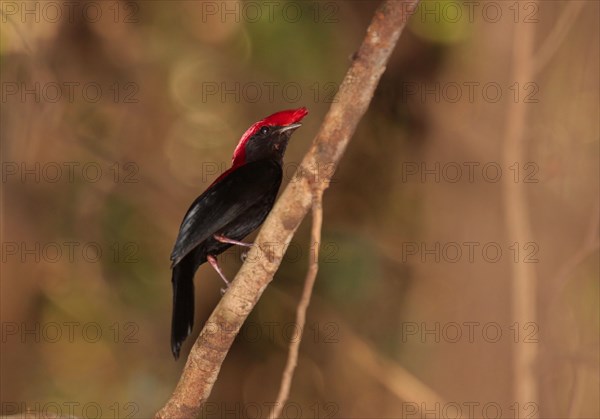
[170,107,308,359]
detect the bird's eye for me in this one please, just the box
[260,126,270,135]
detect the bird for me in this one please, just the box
[169,107,308,359]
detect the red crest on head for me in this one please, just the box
[231,107,308,168]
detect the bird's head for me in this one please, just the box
[231,107,308,167]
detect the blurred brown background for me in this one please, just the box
[1,1,598,418]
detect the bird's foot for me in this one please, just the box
[214,234,253,248]
[207,255,231,293]
[241,248,250,262]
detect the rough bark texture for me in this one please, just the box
[155,1,420,417]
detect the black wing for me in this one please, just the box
[170,160,282,266]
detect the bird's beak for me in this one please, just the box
[277,123,302,134]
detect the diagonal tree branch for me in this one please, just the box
[155,1,420,418]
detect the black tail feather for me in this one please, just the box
[171,255,195,360]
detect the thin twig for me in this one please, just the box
[270,187,324,419]
[502,2,539,414]
[345,328,446,410]
[532,1,585,75]
[155,2,420,418]
[566,364,586,419]
[552,201,599,417]
[554,200,600,294]
[532,4,593,417]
